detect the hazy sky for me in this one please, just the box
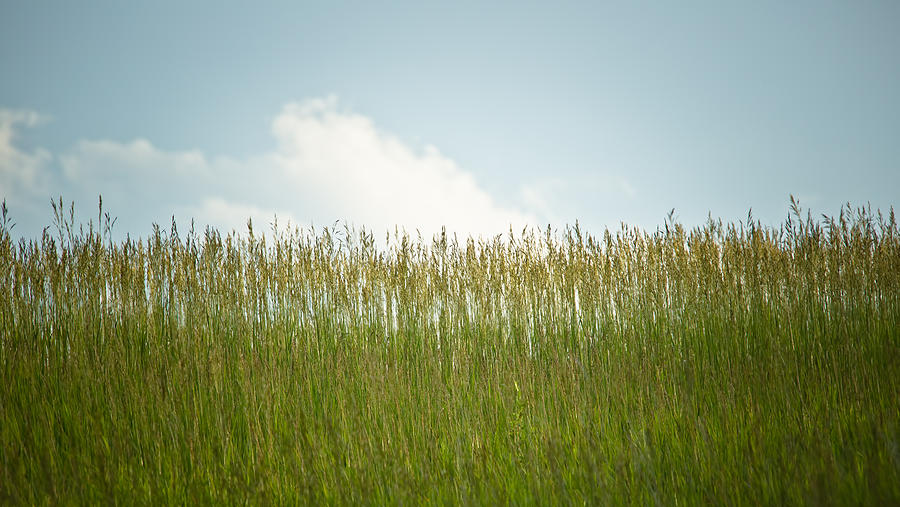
[1,1,898,239]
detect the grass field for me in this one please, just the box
[1,197,898,504]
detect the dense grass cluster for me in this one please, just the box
[1,198,899,504]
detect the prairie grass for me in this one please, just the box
[1,197,898,504]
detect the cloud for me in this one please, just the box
[61,139,213,213]
[269,96,534,236]
[0,109,52,204]
[62,138,210,189]
[3,98,539,239]
[180,197,298,236]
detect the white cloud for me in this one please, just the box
[179,197,298,236]
[0,109,52,204]
[5,97,540,239]
[62,138,210,187]
[269,96,534,236]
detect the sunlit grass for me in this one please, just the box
[1,197,898,504]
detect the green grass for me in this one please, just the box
[1,197,898,504]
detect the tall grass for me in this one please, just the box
[1,197,898,504]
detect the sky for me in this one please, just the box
[1,1,899,240]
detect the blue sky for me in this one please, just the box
[1,1,898,238]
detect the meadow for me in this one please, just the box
[1,197,898,504]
